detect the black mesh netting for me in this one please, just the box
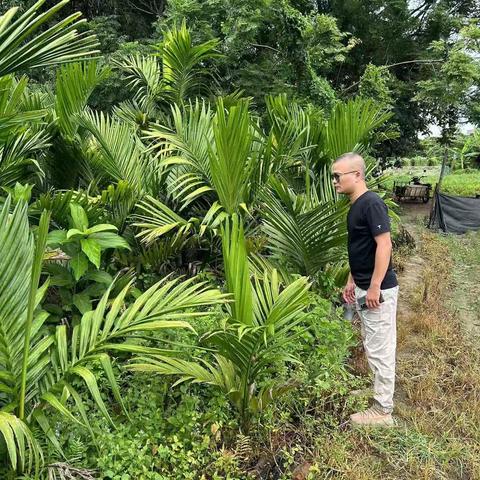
[429,192,480,234]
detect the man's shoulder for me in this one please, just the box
[363,191,387,208]
[353,191,385,209]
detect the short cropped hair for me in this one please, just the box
[333,152,366,178]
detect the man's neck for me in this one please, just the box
[349,185,369,204]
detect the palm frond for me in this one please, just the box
[320,97,393,162]
[260,184,348,276]
[0,129,49,186]
[133,195,197,246]
[55,61,110,139]
[98,181,139,230]
[0,412,42,473]
[78,110,157,193]
[157,19,220,104]
[145,100,214,210]
[0,198,35,403]
[221,214,253,326]
[0,0,99,77]
[210,98,257,214]
[0,75,47,142]
[113,54,162,115]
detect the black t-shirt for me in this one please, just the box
[347,191,398,290]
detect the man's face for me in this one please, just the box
[331,161,360,195]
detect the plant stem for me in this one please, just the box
[19,209,51,420]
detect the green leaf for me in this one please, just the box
[70,366,114,427]
[66,228,85,239]
[70,251,89,280]
[73,292,92,314]
[85,224,118,235]
[47,229,67,246]
[90,232,131,251]
[83,270,113,284]
[70,203,89,231]
[80,238,101,268]
[41,392,84,427]
[0,413,17,469]
[98,354,130,420]
[0,2,99,78]
[0,411,41,473]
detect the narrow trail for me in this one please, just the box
[393,202,430,410]
[395,202,429,329]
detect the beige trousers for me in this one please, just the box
[355,285,399,414]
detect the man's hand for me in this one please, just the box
[366,284,381,309]
[343,280,356,304]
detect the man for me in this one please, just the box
[332,152,399,427]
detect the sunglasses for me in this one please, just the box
[332,170,358,182]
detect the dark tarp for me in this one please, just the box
[429,191,480,234]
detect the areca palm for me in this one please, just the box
[114,21,219,120]
[0,75,50,186]
[130,215,312,430]
[45,61,112,188]
[319,97,395,163]
[55,61,110,140]
[0,198,227,473]
[78,110,160,193]
[137,98,261,245]
[159,19,220,105]
[256,95,396,279]
[260,178,349,277]
[0,75,46,140]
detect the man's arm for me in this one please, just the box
[366,232,392,309]
[343,271,356,304]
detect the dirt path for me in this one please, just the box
[395,202,429,338]
[396,200,480,339]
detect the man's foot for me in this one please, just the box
[350,406,394,427]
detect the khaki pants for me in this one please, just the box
[355,285,399,414]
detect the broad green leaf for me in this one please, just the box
[66,228,85,239]
[85,224,118,235]
[70,203,89,230]
[90,232,131,251]
[70,251,88,280]
[83,270,113,284]
[80,238,101,268]
[73,292,92,314]
[47,229,67,246]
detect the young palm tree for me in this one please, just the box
[0,197,227,474]
[129,214,312,431]
[114,20,219,121]
[0,0,100,191]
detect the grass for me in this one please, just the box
[381,167,480,197]
[278,227,480,479]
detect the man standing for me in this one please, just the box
[332,152,399,427]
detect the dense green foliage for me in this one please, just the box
[0,1,479,478]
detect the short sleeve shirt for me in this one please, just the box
[347,191,398,290]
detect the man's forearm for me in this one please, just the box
[370,243,392,287]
